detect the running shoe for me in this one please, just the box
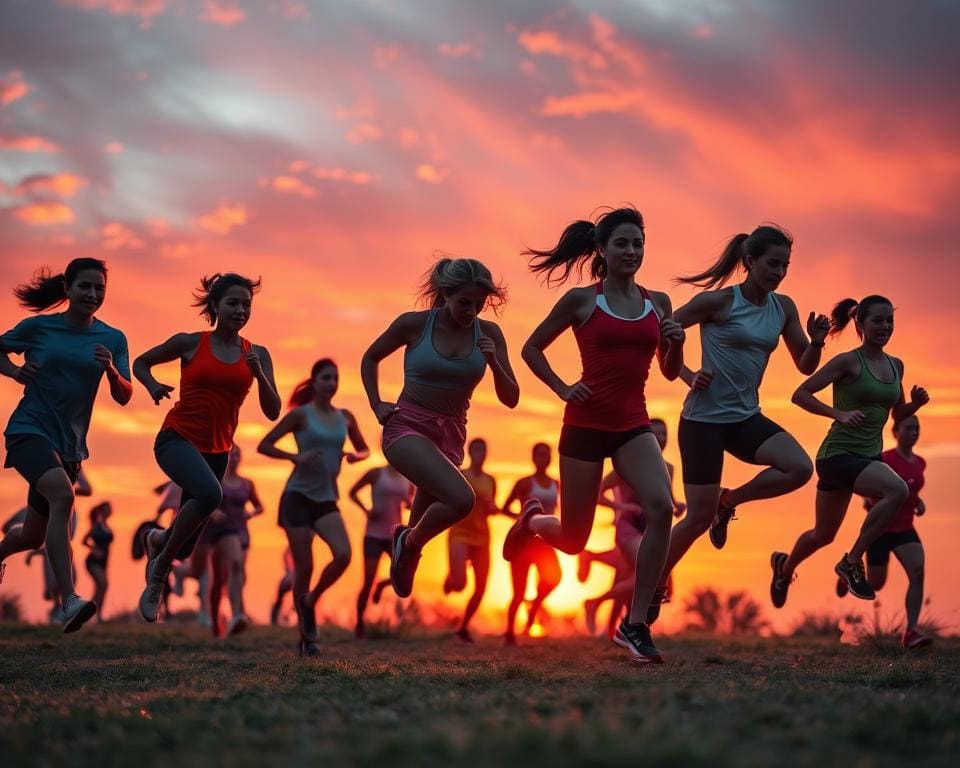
[902,628,933,650]
[577,552,591,583]
[835,554,875,600]
[613,620,664,664]
[355,621,366,639]
[390,525,421,598]
[455,627,475,644]
[708,489,737,550]
[138,556,167,623]
[372,580,389,605]
[299,638,320,657]
[770,551,794,608]
[270,601,282,626]
[227,613,249,637]
[502,499,543,562]
[297,593,318,641]
[835,576,849,598]
[645,585,669,625]
[62,594,96,634]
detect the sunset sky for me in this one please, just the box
[1,0,958,636]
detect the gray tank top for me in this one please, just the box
[282,405,348,502]
[682,284,785,423]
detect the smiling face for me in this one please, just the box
[312,363,339,401]
[215,284,253,332]
[858,301,894,346]
[65,268,106,318]
[894,415,920,449]
[746,244,791,293]
[532,443,551,472]
[443,284,489,327]
[600,223,645,278]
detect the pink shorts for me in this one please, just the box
[381,399,467,466]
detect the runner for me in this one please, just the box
[81,501,113,622]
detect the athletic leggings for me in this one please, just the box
[154,429,228,560]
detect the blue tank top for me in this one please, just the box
[403,310,487,394]
[283,406,348,503]
[683,285,785,423]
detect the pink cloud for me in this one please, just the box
[517,29,606,70]
[197,204,247,234]
[13,201,75,225]
[58,0,169,26]
[101,221,145,250]
[312,167,373,185]
[438,42,479,59]
[415,164,448,184]
[269,175,317,198]
[199,0,246,27]
[0,71,30,105]
[541,89,644,117]
[0,135,61,153]
[104,141,124,154]
[279,0,309,20]
[346,123,382,144]
[15,173,89,199]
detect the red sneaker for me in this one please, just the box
[902,628,933,650]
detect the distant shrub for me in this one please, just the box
[683,588,769,635]
[0,593,22,622]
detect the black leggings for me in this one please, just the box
[154,429,228,560]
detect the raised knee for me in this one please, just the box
[906,566,924,583]
[331,548,352,571]
[790,457,814,486]
[45,487,75,514]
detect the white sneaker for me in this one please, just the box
[138,557,167,623]
[62,595,96,634]
[227,613,249,637]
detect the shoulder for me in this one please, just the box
[478,318,505,339]
[882,448,897,461]
[773,292,797,316]
[889,355,904,374]
[917,455,927,469]
[339,407,357,425]
[646,289,672,315]
[251,342,272,358]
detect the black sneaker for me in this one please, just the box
[709,490,737,550]
[645,585,669,625]
[390,526,421,598]
[613,620,664,664]
[297,593,318,641]
[835,554,875,600]
[770,551,793,608]
[299,638,320,657]
[835,576,848,598]
[502,498,543,562]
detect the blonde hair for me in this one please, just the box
[417,257,507,313]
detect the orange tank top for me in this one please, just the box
[162,332,254,453]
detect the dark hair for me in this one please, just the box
[892,414,919,434]
[288,358,337,407]
[678,224,792,289]
[14,258,108,312]
[192,273,262,325]
[88,501,111,526]
[532,442,551,454]
[829,295,893,338]
[526,207,644,286]
[417,257,506,313]
[468,437,488,450]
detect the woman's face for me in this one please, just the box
[215,285,253,332]
[600,223,645,278]
[65,269,106,317]
[532,444,551,471]
[312,364,339,400]
[468,440,487,465]
[443,284,489,328]
[747,245,791,293]
[895,416,919,448]
[227,444,242,471]
[859,302,894,347]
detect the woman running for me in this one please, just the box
[205,444,263,637]
[270,547,296,626]
[82,501,113,622]
[444,437,497,644]
[0,258,131,633]
[771,296,929,608]
[836,415,932,649]
[135,273,281,623]
[258,358,370,655]
[501,442,561,645]
[350,463,413,637]
[503,206,684,663]
[649,225,828,623]
[360,258,519,602]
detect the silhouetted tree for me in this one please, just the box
[683,587,769,635]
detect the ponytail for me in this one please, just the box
[678,224,792,289]
[288,358,337,408]
[416,256,506,312]
[14,258,107,312]
[526,206,644,287]
[829,295,892,338]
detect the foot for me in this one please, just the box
[503,633,517,647]
[455,627,475,644]
[835,576,849,598]
[50,605,65,624]
[708,489,737,550]
[835,554,875,600]
[645,584,670,625]
[227,613,249,637]
[62,594,97,634]
[613,620,664,664]
[584,599,599,636]
[770,551,794,609]
[270,602,281,626]
[197,609,212,629]
[502,498,543,562]
[138,556,168,623]
[212,614,223,638]
[577,552,591,583]
[372,580,389,605]
[902,627,933,650]
[299,638,320,657]
[355,621,365,639]
[390,526,421,598]
[171,568,185,598]
[297,593,318,641]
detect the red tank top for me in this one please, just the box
[878,449,926,533]
[564,283,660,431]
[162,332,254,453]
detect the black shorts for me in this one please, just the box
[85,553,108,572]
[816,453,880,492]
[867,528,921,567]
[279,492,339,528]
[559,424,652,462]
[204,524,243,545]
[678,413,785,486]
[4,434,81,517]
[363,536,392,559]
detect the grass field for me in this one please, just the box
[1,623,957,767]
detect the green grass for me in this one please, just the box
[1,624,957,767]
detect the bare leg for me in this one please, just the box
[725,432,813,507]
[524,550,560,634]
[35,468,78,604]
[892,542,925,630]
[356,546,382,632]
[849,464,909,561]
[444,538,469,594]
[0,508,47,564]
[661,484,720,580]
[308,513,352,604]
[528,456,604,554]
[87,562,108,621]
[783,490,851,578]
[506,558,532,639]
[461,544,489,632]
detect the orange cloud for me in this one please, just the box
[0,71,29,105]
[15,173,89,199]
[347,123,382,144]
[13,201,75,225]
[197,203,247,234]
[270,175,317,198]
[517,29,606,69]
[58,0,168,26]
[416,164,448,184]
[199,0,245,26]
[104,141,124,154]
[0,135,61,153]
[101,221,145,250]
[312,167,373,185]
[541,89,644,117]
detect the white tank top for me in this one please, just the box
[524,476,559,516]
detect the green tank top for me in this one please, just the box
[817,350,900,459]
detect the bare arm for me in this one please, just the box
[348,469,378,515]
[342,409,371,464]
[522,288,592,402]
[779,294,829,375]
[890,359,930,423]
[478,321,519,408]
[500,478,528,519]
[791,352,862,423]
[248,344,281,421]
[671,291,731,391]
[94,344,133,405]
[256,409,304,462]
[650,291,684,381]
[361,312,423,424]
[246,480,264,518]
[133,333,198,405]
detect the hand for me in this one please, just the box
[916,498,926,516]
[690,369,714,391]
[910,385,930,408]
[93,344,117,376]
[555,380,592,404]
[836,410,866,427]
[14,361,40,385]
[807,312,830,343]
[660,317,685,343]
[210,509,227,524]
[148,381,175,405]
[673,501,687,518]
[294,449,324,469]
[373,401,400,425]
[344,452,365,464]
[477,335,497,363]
[245,350,264,378]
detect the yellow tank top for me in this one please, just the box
[450,471,494,545]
